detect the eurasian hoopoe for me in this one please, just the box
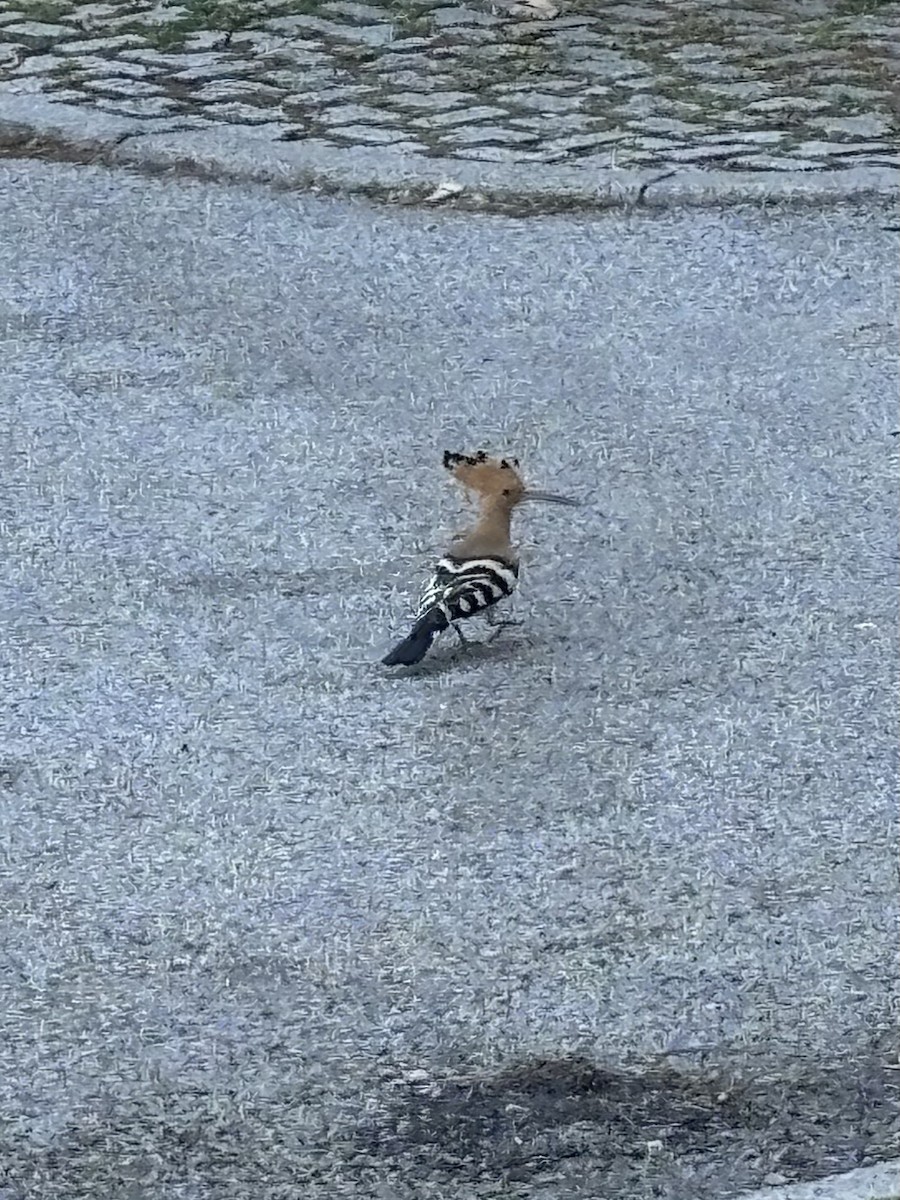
[382,450,578,667]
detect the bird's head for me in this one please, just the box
[442,449,578,509]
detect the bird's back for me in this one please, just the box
[416,554,519,624]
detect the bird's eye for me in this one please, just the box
[502,488,511,496]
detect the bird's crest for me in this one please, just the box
[442,450,525,502]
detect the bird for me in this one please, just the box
[382,450,579,667]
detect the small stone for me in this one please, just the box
[423,180,465,202]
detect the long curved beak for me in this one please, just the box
[522,490,580,507]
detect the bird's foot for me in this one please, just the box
[487,620,523,643]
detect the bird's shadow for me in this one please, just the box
[381,635,529,678]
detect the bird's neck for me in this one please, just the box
[450,496,516,561]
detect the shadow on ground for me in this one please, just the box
[359,1049,899,1195]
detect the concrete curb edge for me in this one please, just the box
[737,1161,900,1200]
[0,94,897,212]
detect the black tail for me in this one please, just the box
[382,610,448,667]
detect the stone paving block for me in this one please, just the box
[91,95,179,118]
[322,1,395,22]
[58,35,146,55]
[202,102,283,124]
[730,153,820,171]
[809,114,892,138]
[449,123,539,145]
[3,21,77,47]
[411,104,510,128]
[496,89,584,113]
[329,123,409,144]
[316,102,400,126]
[0,0,897,201]
[10,53,70,76]
[544,130,624,152]
[388,90,474,111]
[82,77,162,98]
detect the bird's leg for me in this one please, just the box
[485,605,523,643]
[487,622,521,643]
[451,622,470,646]
[485,605,523,629]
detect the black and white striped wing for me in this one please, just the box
[415,555,519,625]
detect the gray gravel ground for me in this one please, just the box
[0,159,898,1200]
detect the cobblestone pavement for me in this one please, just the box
[0,0,898,190]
